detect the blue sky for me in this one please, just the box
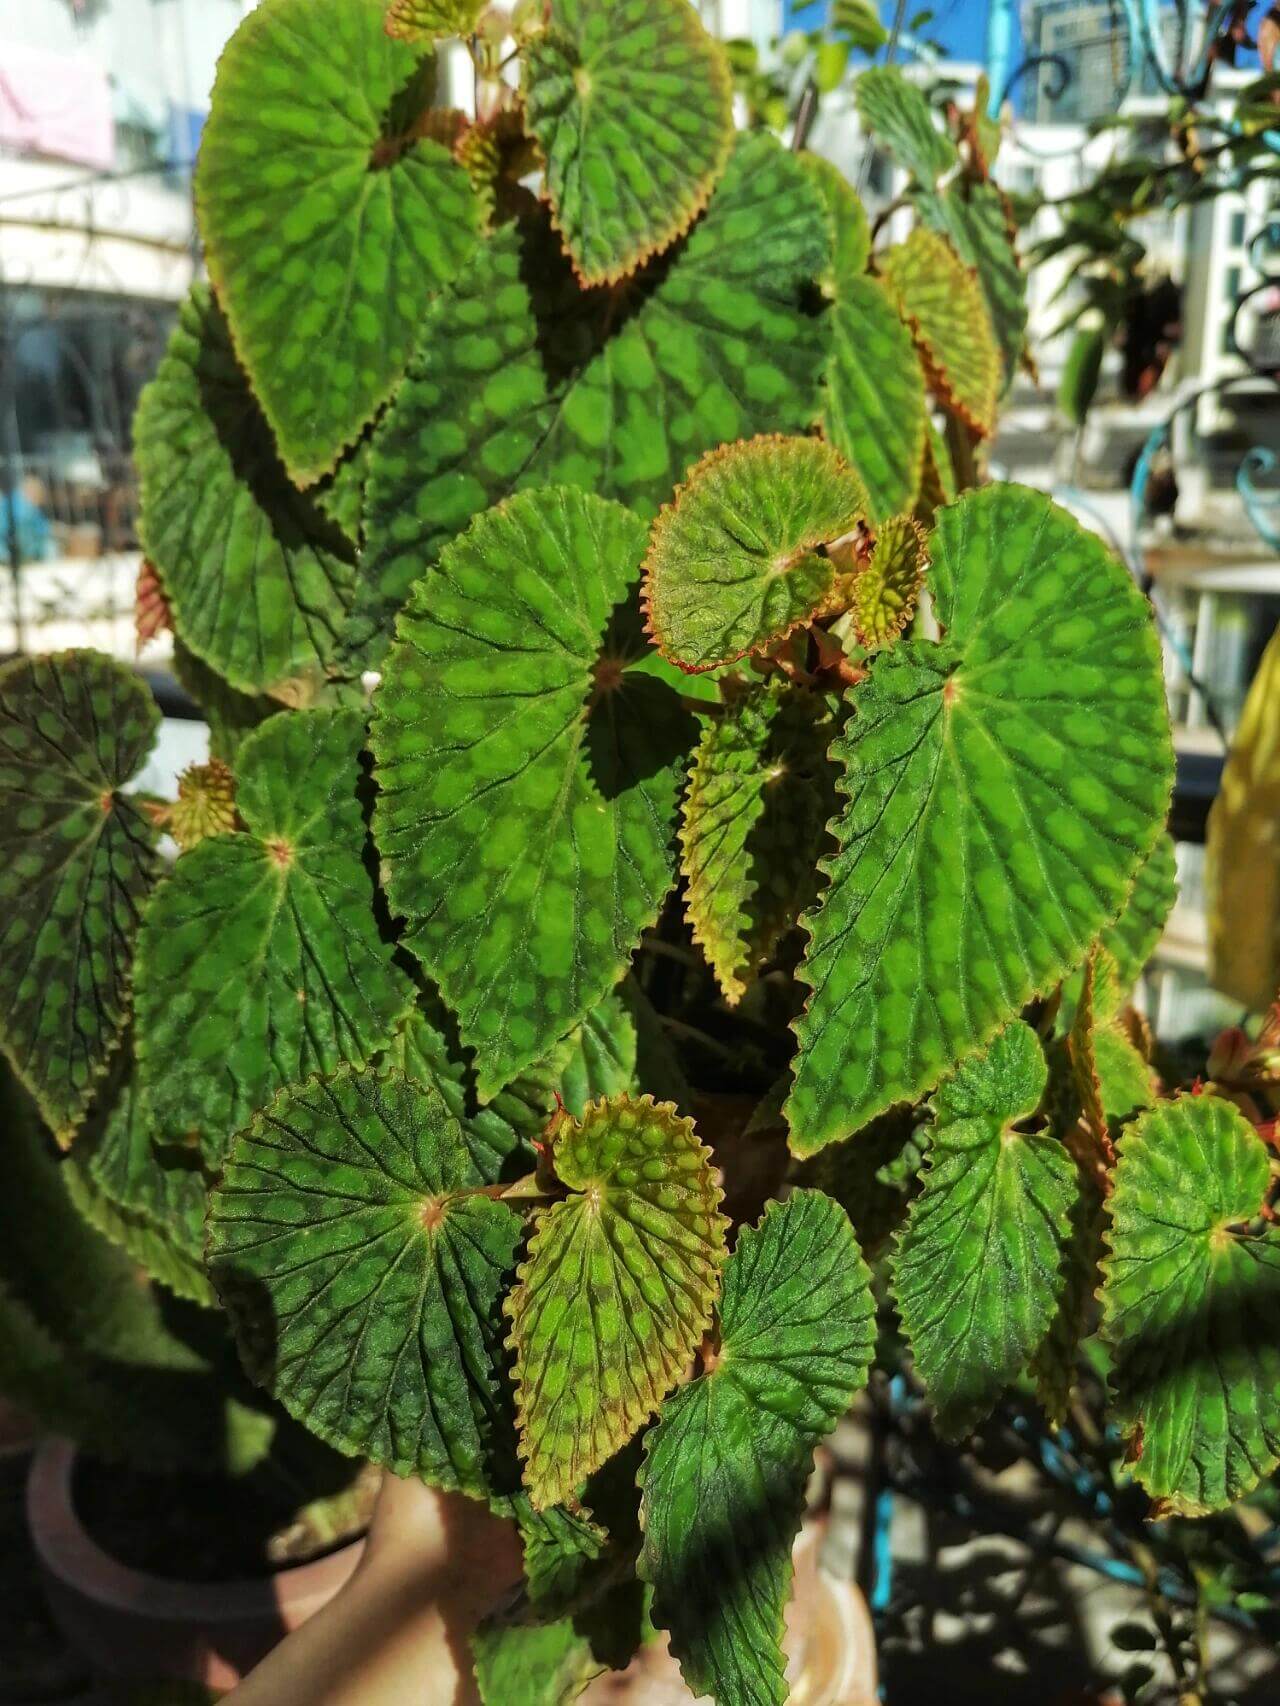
[782,0,998,62]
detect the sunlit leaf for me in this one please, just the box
[893,1023,1079,1437]
[802,153,870,291]
[822,272,928,524]
[1101,1095,1280,1514]
[0,652,160,1141]
[196,0,481,484]
[507,1095,726,1509]
[522,0,733,284]
[789,483,1173,1153]
[371,488,694,1099]
[919,182,1027,388]
[385,0,483,39]
[878,226,1000,435]
[643,435,867,670]
[135,709,413,1162]
[855,64,957,184]
[853,514,926,648]
[345,133,829,666]
[638,1191,873,1705]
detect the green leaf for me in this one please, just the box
[63,1059,212,1306]
[0,652,160,1141]
[832,0,888,52]
[822,273,928,523]
[371,488,693,1099]
[345,132,830,667]
[135,287,356,697]
[208,1066,524,1493]
[171,641,280,766]
[643,435,867,670]
[135,708,412,1162]
[1059,832,1178,1027]
[853,513,926,649]
[854,65,958,184]
[1031,1183,1104,1428]
[878,226,1000,435]
[196,0,481,485]
[814,38,851,93]
[385,0,484,40]
[918,183,1028,388]
[798,1105,926,1254]
[680,681,836,1002]
[638,1191,873,1705]
[801,153,870,291]
[522,0,733,285]
[1101,1095,1280,1515]
[507,1095,726,1509]
[892,1023,1079,1437]
[788,483,1173,1154]
[385,1006,535,1180]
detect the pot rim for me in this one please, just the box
[26,1435,365,1623]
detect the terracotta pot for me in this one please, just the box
[581,1513,878,1705]
[26,1437,365,1692]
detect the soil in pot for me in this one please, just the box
[72,1454,381,1582]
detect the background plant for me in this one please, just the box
[0,2,1276,1702]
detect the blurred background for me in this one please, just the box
[2,2,1279,1702]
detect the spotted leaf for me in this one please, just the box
[788,483,1173,1154]
[1060,832,1179,1030]
[506,1095,726,1509]
[853,514,926,649]
[892,1023,1080,1437]
[134,709,413,1163]
[918,182,1027,389]
[1101,1095,1280,1514]
[643,436,868,671]
[371,488,695,1099]
[878,226,1000,436]
[0,652,161,1142]
[680,682,837,1003]
[385,0,484,39]
[196,0,481,485]
[638,1191,873,1706]
[803,153,870,292]
[208,1067,525,1493]
[135,287,356,697]
[822,273,928,525]
[345,132,829,667]
[522,0,733,285]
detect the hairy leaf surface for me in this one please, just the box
[371,489,693,1098]
[822,274,928,523]
[853,514,926,648]
[893,1023,1079,1437]
[1101,1095,1280,1514]
[680,682,836,1002]
[0,652,160,1141]
[135,709,412,1161]
[918,183,1027,388]
[854,65,958,184]
[638,1191,873,1705]
[346,133,829,665]
[196,0,481,484]
[209,1067,522,1491]
[878,227,1000,436]
[522,0,733,284]
[507,1096,726,1509]
[135,287,356,696]
[644,435,867,670]
[789,483,1173,1153]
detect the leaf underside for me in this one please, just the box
[507,1095,726,1509]
[893,1023,1079,1437]
[344,132,829,667]
[371,487,693,1099]
[643,434,867,671]
[788,482,1173,1154]
[134,708,412,1162]
[135,287,356,697]
[196,0,481,485]
[1101,1095,1280,1514]
[878,226,1000,436]
[522,0,734,285]
[680,682,837,1003]
[0,652,160,1141]
[208,1067,525,1493]
[638,1190,874,1705]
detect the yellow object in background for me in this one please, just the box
[1207,622,1280,1008]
